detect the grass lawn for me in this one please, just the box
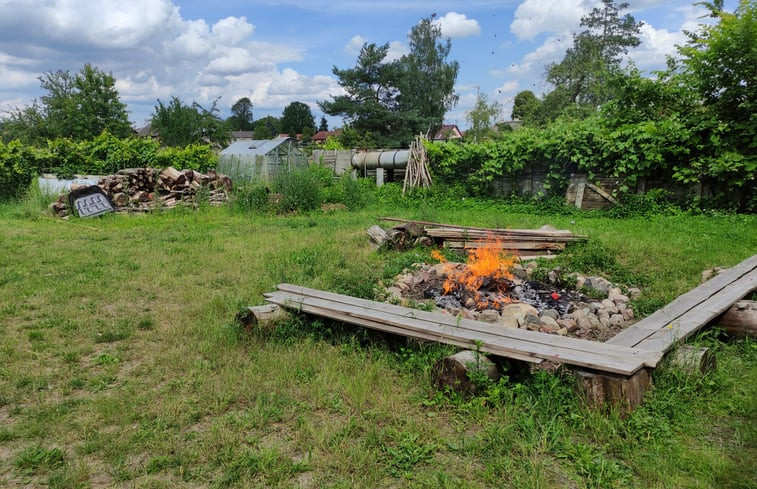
[0,198,755,488]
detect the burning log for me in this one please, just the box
[718,300,756,338]
[431,350,501,393]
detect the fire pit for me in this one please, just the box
[386,240,639,342]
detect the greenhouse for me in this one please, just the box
[217,137,307,182]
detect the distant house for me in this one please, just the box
[278,133,303,142]
[217,137,307,183]
[231,131,255,141]
[135,123,158,139]
[432,124,464,142]
[312,130,342,144]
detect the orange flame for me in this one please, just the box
[432,234,516,310]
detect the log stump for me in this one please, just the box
[575,368,651,414]
[719,300,757,339]
[668,345,716,376]
[432,350,500,394]
[237,304,290,334]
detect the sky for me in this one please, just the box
[0,0,738,131]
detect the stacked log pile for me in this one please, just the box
[374,217,587,257]
[50,167,232,217]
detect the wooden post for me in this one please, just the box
[575,368,651,414]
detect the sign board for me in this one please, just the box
[67,186,114,218]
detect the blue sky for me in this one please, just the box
[0,1,738,131]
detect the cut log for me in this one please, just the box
[432,350,500,393]
[667,345,716,376]
[719,300,757,338]
[575,368,651,414]
[367,225,389,250]
[237,304,290,333]
[112,193,129,207]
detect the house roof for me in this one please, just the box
[432,124,463,140]
[313,130,341,142]
[220,137,298,156]
[231,131,255,140]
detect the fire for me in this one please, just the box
[432,234,516,310]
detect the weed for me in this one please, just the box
[382,431,436,476]
[14,445,65,475]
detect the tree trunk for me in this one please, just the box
[432,350,500,394]
[237,304,290,333]
[719,300,757,338]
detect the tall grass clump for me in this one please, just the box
[13,177,58,220]
[272,165,331,213]
[231,182,271,214]
[323,174,375,210]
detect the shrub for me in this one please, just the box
[0,140,41,201]
[232,183,271,213]
[272,165,325,213]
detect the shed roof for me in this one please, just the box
[220,137,295,156]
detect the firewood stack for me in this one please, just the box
[50,167,232,217]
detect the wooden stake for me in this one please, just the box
[575,368,651,414]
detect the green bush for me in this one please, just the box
[323,174,374,210]
[232,183,271,213]
[272,165,325,213]
[0,140,41,201]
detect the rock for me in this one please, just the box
[590,302,603,313]
[540,315,559,329]
[609,287,623,297]
[540,324,559,334]
[599,316,611,328]
[526,261,539,269]
[576,276,586,289]
[609,314,624,327]
[622,308,634,320]
[501,303,539,318]
[609,292,630,304]
[601,299,618,312]
[576,317,593,331]
[584,276,611,295]
[588,315,604,331]
[557,319,578,332]
[523,314,542,331]
[367,225,389,249]
[478,309,500,323]
[541,309,560,320]
[499,315,519,329]
[628,287,642,299]
[511,265,528,280]
[464,298,476,309]
[548,270,559,284]
[557,328,568,336]
[428,263,448,278]
[385,287,403,301]
[701,267,725,284]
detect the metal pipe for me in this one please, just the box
[351,150,409,170]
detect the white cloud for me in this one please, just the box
[434,12,481,38]
[496,80,519,94]
[510,0,595,41]
[386,41,409,62]
[345,35,367,55]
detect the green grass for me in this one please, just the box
[0,197,755,488]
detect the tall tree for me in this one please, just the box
[543,0,642,119]
[318,116,328,132]
[398,16,460,137]
[227,97,254,131]
[280,101,315,136]
[679,0,756,154]
[1,63,131,144]
[151,96,229,147]
[319,43,406,146]
[253,115,280,139]
[465,92,502,142]
[511,90,540,123]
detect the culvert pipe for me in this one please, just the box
[351,150,409,170]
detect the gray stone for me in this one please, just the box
[599,316,611,328]
[478,309,500,323]
[622,308,634,320]
[609,314,624,327]
[576,317,593,331]
[557,318,578,332]
[523,314,542,331]
[628,287,642,299]
[557,328,568,336]
[385,287,403,301]
[511,265,528,280]
[427,263,448,278]
[584,276,611,295]
[499,314,519,329]
[540,315,559,329]
[526,261,539,269]
[541,309,560,320]
[609,292,630,304]
[609,287,623,297]
[501,303,539,318]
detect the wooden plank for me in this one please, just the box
[273,284,660,361]
[585,182,618,204]
[266,291,648,375]
[575,179,586,209]
[424,228,584,242]
[634,269,757,355]
[378,217,585,238]
[440,240,566,251]
[269,285,660,373]
[607,254,757,348]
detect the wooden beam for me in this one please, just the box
[607,254,757,349]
